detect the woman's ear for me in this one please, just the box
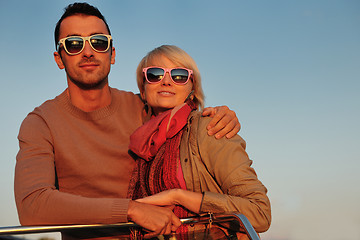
[140,78,147,101]
[140,93,146,102]
[54,51,65,69]
[185,90,194,102]
[140,89,146,102]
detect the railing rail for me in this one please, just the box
[0,213,259,240]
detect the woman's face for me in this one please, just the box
[142,55,193,115]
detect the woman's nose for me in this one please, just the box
[161,72,172,85]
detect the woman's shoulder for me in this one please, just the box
[188,110,246,147]
[188,111,211,127]
[188,111,219,142]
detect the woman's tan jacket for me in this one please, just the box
[179,111,271,233]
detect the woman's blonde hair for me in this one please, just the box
[136,45,205,110]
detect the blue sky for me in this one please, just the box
[0,1,359,239]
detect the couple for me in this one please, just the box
[14,2,270,239]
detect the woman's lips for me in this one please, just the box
[158,91,175,96]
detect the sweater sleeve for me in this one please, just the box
[15,113,129,226]
[196,117,271,233]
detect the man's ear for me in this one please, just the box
[111,47,116,65]
[54,51,65,69]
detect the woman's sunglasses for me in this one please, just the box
[56,34,112,55]
[143,67,193,85]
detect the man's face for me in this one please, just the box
[54,15,115,89]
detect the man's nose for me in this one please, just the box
[82,40,94,57]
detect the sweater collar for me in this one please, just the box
[56,87,119,121]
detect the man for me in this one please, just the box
[14,2,240,238]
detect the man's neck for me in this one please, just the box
[67,83,112,112]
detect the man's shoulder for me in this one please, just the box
[110,88,138,98]
[31,90,67,115]
[18,96,62,135]
[19,90,70,128]
[110,88,142,103]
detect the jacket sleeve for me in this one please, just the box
[196,117,271,233]
[15,113,129,225]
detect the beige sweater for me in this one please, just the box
[15,88,144,226]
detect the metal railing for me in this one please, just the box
[0,213,259,240]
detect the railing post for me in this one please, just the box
[231,213,260,240]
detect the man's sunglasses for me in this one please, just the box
[56,34,112,55]
[143,67,193,85]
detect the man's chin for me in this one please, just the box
[70,78,107,90]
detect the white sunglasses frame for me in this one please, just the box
[56,34,112,55]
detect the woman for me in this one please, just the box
[128,45,271,238]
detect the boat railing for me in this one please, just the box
[0,212,259,240]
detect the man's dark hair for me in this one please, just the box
[54,2,111,48]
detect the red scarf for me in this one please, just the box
[127,101,196,238]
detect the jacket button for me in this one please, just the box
[184,158,188,162]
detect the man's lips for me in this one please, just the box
[80,63,98,66]
[79,63,99,70]
[78,58,100,68]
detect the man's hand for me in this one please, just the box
[202,105,241,139]
[127,200,181,238]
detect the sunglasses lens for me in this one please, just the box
[146,68,165,83]
[64,37,84,54]
[171,69,189,84]
[90,35,110,52]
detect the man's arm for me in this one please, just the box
[15,113,180,234]
[15,113,129,225]
[202,105,241,139]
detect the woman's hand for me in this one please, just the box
[202,105,241,139]
[136,189,178,206]
[136,189,203,214]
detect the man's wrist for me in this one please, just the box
[127,200,137,221]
